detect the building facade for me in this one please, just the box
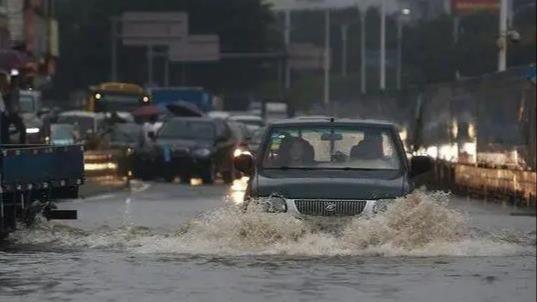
[1,0,59,87]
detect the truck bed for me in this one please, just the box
[1,144,85,192]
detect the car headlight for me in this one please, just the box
[259,195,288,213]
[193,148,211,158]
[372,200,391,214]
[26,127,40,134]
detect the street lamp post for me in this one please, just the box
[359,8,366,95]
[380,0,386,91]
[397,8,411,90]
[340,24,348,77]
[323,9,331,107]
[284,10,292,90]
[110,18,119,82]
[498,0,509,71]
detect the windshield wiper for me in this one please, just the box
[264,166,318,170]
[337,167,397,171]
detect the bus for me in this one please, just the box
[86,82,151,113]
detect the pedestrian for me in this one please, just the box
[0,72,26,144]
[143,114,160,144]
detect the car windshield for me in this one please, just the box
[51,124,74,140]
[159,119,215,140]
[96,94,143,112]
[262,126,402,171]
[57,116,95,135]
[19,95,36,113]
[110,124,142,144]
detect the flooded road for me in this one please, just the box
[1,182,535,302]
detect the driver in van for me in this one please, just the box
[278,136,314,166]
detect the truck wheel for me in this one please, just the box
[222,170,234,185]
[201,163,216,184]
[164,174,175,183]
[180,174,191,184]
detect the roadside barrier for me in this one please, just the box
[431,161,536,207]
[454,164,536,207]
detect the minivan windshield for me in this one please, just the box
[262,126,402,171]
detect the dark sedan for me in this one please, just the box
[150,117,236,184]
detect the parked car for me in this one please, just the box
[246,126,266,155]
[234,117,433,217]
[101,123,145,178]
[229,114,265,132]
[57,111,106,149]
[226,120,252,156]
[49,124,77,146]
[147,117,236,184]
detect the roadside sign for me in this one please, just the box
[266,0,369,11]
[452,0,500,15]
[121,12,188,46]
[288,43,325,70]
[169,35,220,62]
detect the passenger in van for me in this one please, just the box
[350,132,384,161]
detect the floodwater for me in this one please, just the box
[1,181,535,302]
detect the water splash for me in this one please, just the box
[10,192,536,257]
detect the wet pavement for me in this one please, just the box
[0,181,535,302]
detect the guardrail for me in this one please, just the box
[454,165,536,206]
[431,161,536,207]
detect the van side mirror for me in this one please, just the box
[410,156,434,178]
[234,154,254,175]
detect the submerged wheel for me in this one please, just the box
[180,174,191,184]
[201,162,216,184]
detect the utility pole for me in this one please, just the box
[323,9,331,108]
[147,45,154,85]
[110,18,119,82]
[396,17,403,90]
[340,24,348,77]
[359,9,366,95]
[164,57,170,87]
[380,0,386,91]
[397,9,411,90]
[284,10,292,91]
[498,0,508,72]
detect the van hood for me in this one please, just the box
[254,171,406,200]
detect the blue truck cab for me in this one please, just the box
[148,87,213,112]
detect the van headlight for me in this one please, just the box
[259,195,288,213]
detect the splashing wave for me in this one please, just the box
[10,192,535,257]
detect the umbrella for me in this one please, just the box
[131,105,161,118]
[166,101,204,117]
[0,50,31,72]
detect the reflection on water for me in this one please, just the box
[229,176,249,205]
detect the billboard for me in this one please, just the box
[169,35,220,62]
[266,0,369,11]
[121,12,188,46]
[452,0,500,14]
